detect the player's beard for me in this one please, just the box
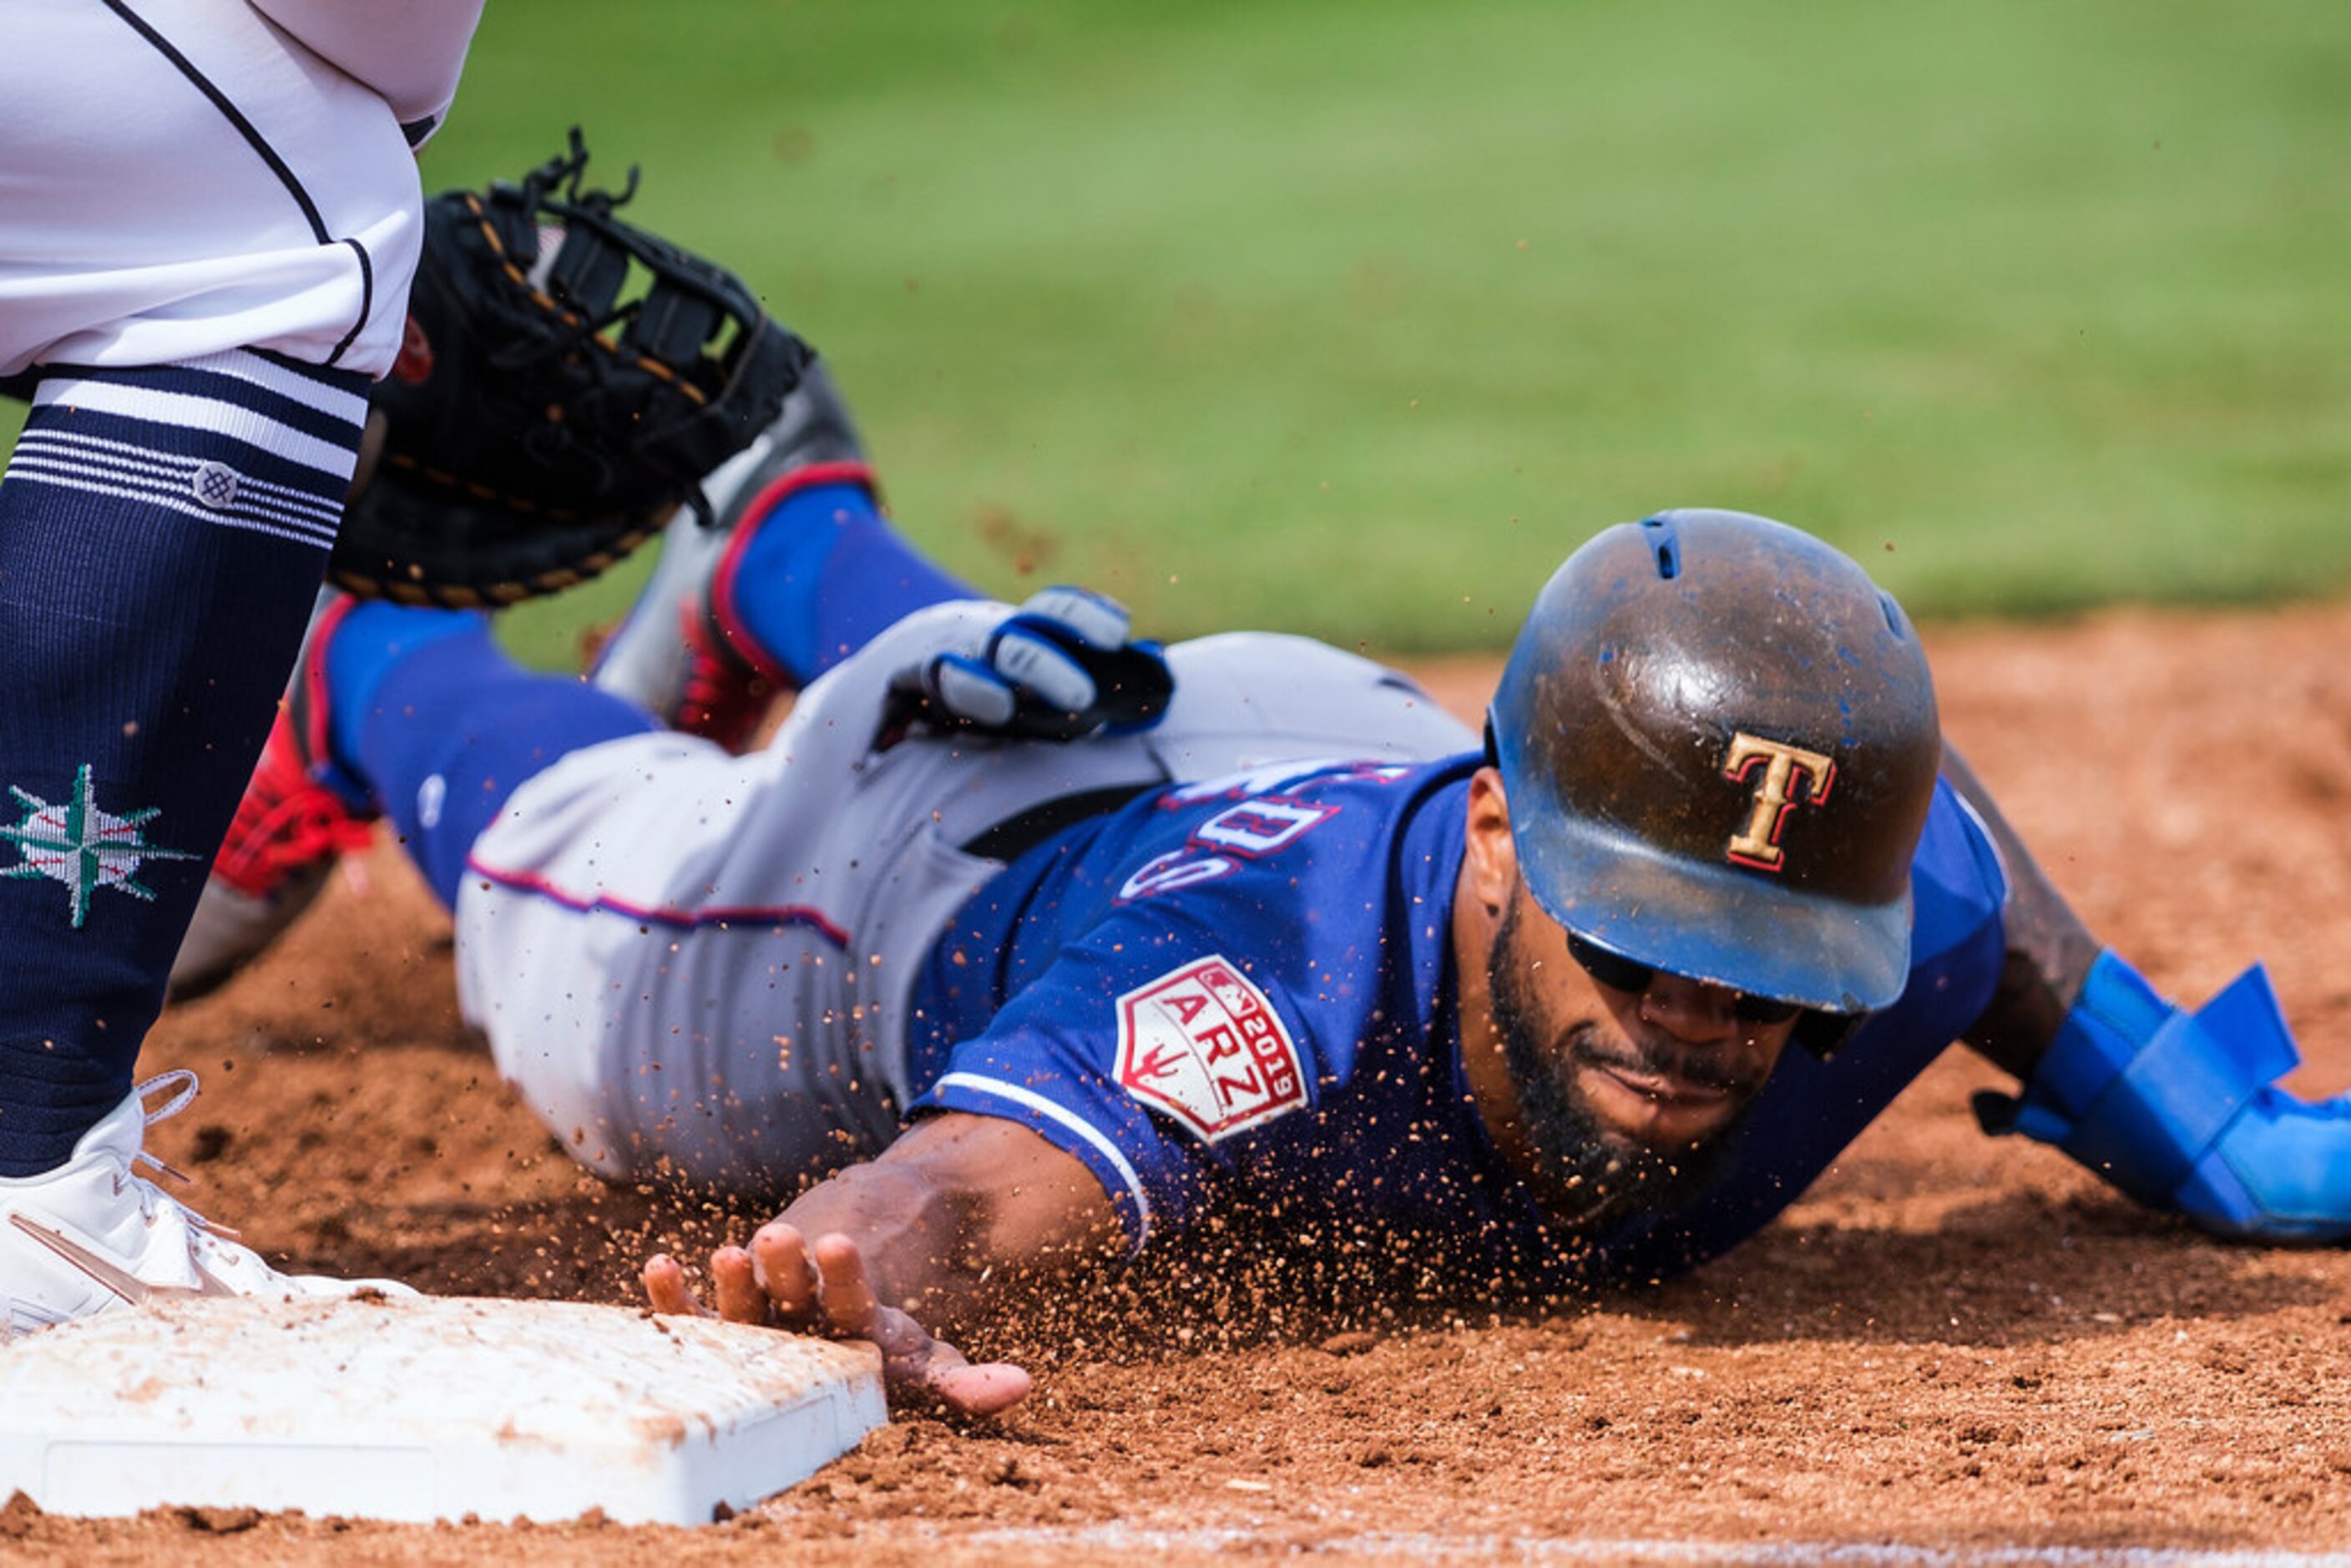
[1486,898,1757,1232]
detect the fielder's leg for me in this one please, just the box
[0,364,428,1329]
[0,0,474,1328]
[0,362,367,1173]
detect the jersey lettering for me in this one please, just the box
[1193,798,1337,856]
[1116,850,1237,903]
[1118,787,1343,902]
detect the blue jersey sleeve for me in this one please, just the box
[908,758,1471,1255]
[917,903,1319,1252]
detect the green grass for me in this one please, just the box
[13,0,2349,663]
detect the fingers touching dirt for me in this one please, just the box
[751,1223,821,1321]
[640,1223,1033,1419]
[712,1245,767,1324]
[640,1252,706,1318]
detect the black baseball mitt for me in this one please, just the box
[330,129,809,606]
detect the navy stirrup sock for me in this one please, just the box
[0,354,367,1175]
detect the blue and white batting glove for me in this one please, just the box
[886,586,1173,743]
[1974,949,2351,1242]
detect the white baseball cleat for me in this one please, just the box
[0,1070,412,1338]
[589,357,875,752]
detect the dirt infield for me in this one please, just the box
[9,603,2351,1564]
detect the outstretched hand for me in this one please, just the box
[643,1222,1034,1418]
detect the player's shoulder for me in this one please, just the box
[1907,774,2012,962]
[1090,758,1475,996]
[1154,752,1475,822]
[1115,754,1475,895]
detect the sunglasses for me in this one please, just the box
[1563,932,1804,1026]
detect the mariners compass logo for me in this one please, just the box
[3,764,200,928]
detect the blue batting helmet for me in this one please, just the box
[1488,509,1942,1017]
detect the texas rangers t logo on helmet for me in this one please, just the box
[1722,732,1835,872]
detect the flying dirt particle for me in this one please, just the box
[973,504,1060,578]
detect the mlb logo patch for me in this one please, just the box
[1115,956,1307,1143]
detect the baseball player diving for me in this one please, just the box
[0,1,489,1333]
[130,312,2351,1415]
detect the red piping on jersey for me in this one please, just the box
[707,459,880,687]
[462,854,852,948]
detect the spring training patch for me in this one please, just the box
[1115,955,1307,1143]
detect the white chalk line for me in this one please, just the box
[916,1523,2351,1566]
